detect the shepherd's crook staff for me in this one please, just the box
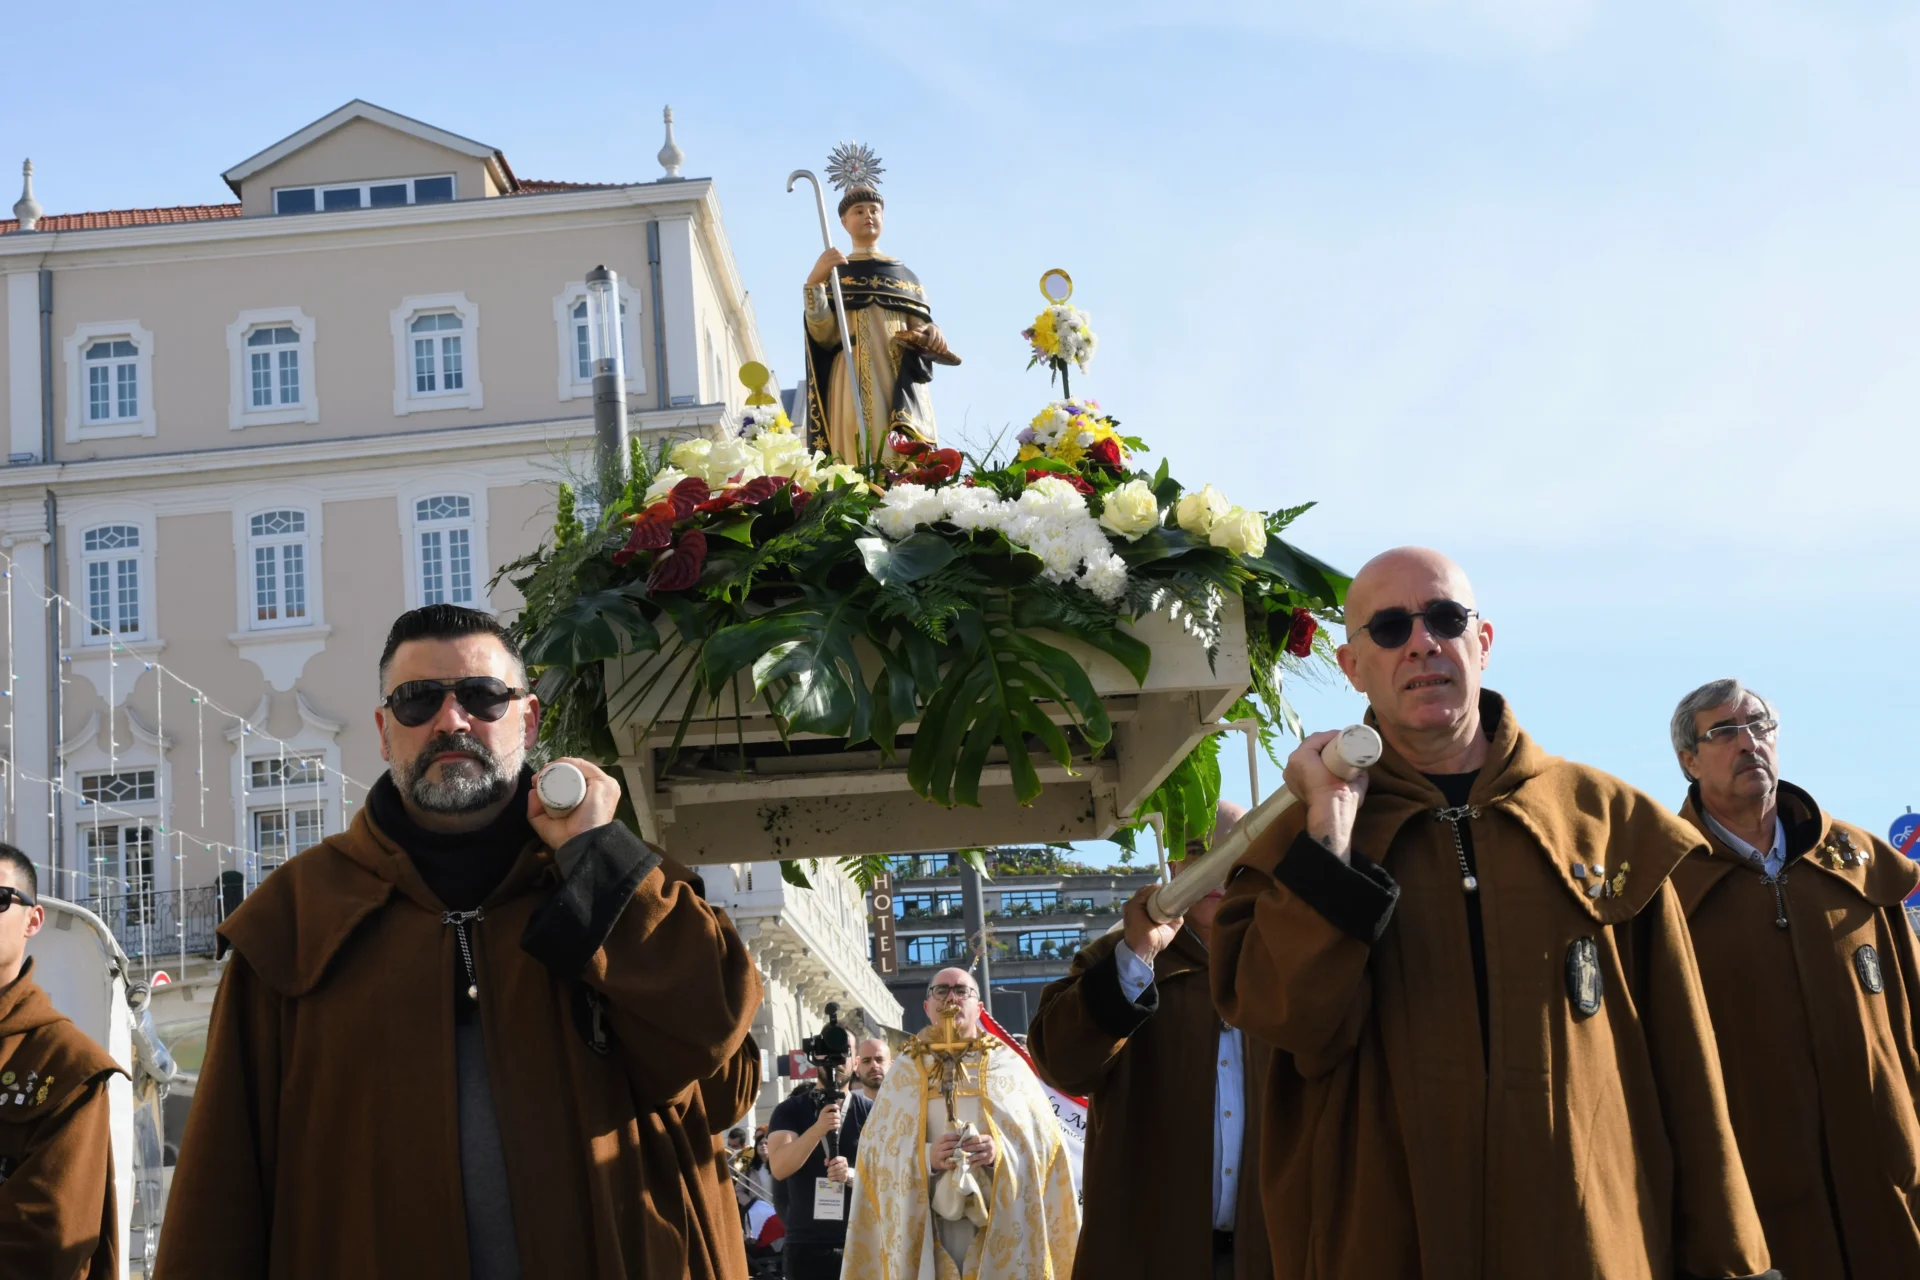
[787,169,871,466]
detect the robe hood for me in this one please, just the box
[0,960,125,1117]
[1675,781,1919,913]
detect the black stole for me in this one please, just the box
[804,258,937,457]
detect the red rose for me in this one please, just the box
[1285,608,1318,658]
[1088,437,1123,470]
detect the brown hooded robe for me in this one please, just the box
[1674,782,1920,1279]
[154,808,761,1279]
[0,959,124,1279]
[1212,691,1775,1280]
[1029,926,1273,1280]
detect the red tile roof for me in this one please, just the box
[0,182,626,236]
[0,204,243,235]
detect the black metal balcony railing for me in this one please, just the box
[77,886,224,961]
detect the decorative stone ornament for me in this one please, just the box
[1566,938,1603,1017]
[12,159,41,232]
[1856,943,1885,995]
[658,106,685,181]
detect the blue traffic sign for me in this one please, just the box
[1894,813,1920,855]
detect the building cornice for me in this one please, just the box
[0,403,726,497]
[0,180,718,262]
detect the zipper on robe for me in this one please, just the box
[446,908,484,1000]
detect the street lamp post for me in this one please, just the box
[585,265,629,495]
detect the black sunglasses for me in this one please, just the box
[1358,600,1478,649]
[0,886,36,912]
[382,677,528,728]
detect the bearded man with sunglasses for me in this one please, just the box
[158,605,762,1280]
[1212,547,1776,1280]
[0,845,125,1279]
[1666,679,1920,1278]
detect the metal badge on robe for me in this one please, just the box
[1855,944,1885,995]
[0,1069,38,1108]
[1565,938,1603,1017]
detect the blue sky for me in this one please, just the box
[6,0,1914,856]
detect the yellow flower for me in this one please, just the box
[1208,505,1267,557]
[1175,484,1230,536]
[1016,443,1042,463]
[1029,309,1060,356]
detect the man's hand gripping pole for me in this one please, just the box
[1146,724,1383,924]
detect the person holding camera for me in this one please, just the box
[765,1078,871,1280]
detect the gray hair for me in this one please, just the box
[1669,678,1777,780]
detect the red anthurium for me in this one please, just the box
[667,476,711,518]
[891,435,931,459]
[612,503,676,562]
[1088,437,1123,470]
[931,448,963,474]
[648,529,708,592]
[735,475,784,506]
[1285,607,1318,658]
[789,484,812,515]
[695,492,741,514]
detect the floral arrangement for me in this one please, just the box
[737,402,793,440]
[502,280,1347,881]
[1024,303,1098,393]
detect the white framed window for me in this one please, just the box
[247,509,311,629]
[63,320,155,441]
[390,293,482,414]
[416,495,475,606]
[228,691,343,886]
[400,478,493,611]
[251,806,324,866]
[273,174,455,215]
[225,308,318,429]
[80,524,144,644]
[552,280,645,402]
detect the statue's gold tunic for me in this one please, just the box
[804,251,936,464]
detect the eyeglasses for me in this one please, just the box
[1357,600,1477,649]
[927,984,978,1001]
[1697,718,1778,746]
[381,677,528,728]
[0,886,36,912]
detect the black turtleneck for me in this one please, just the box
[368,767,535,913]
[1425,769,1489,1067]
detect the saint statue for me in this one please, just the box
[841,967,1079,1280]
[803,143,958,466]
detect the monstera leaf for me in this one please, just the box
[908,606,1112,809]
[522,585,659,668]
[700,585,875,742]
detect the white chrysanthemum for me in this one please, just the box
[1082,553,1129,602]
[873,483,947,539]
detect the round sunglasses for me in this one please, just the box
[381,677,528,728]
[1357,600,1478,649]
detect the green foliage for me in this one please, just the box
[1117,731,1225,860]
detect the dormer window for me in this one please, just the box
[273,174,456,215]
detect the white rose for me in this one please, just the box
[703,438,758,486]
[668,438,712,471]
[805,461,865,492]
[1175,484,1230,536]
[643,467,688,504]
[1207,505,1267,557]
[756,431,810,479]
[1097,479,1160,541]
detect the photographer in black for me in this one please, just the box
[764,1006,871,1280]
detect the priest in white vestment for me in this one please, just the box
[843,968,1079,1280]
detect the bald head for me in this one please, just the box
[1344,547,1477,638]
[1336,546,1493,772]
[854,1036,891,1094]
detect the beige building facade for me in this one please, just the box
[0,100,770,978]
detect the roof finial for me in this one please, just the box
[658,106,685,181]
[13,159,42,232]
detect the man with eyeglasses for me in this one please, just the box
[1212,547,1776,1280]
[0,843,125,1278]
[1029,801,1272,1280]
[158,604,762,1280]
[1668,678,1920,1277]
[843,968,1079,1278]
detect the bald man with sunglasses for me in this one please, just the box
[0,844,125,1279]
[1212,547,1776,1280]
[159,604,763,1280]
